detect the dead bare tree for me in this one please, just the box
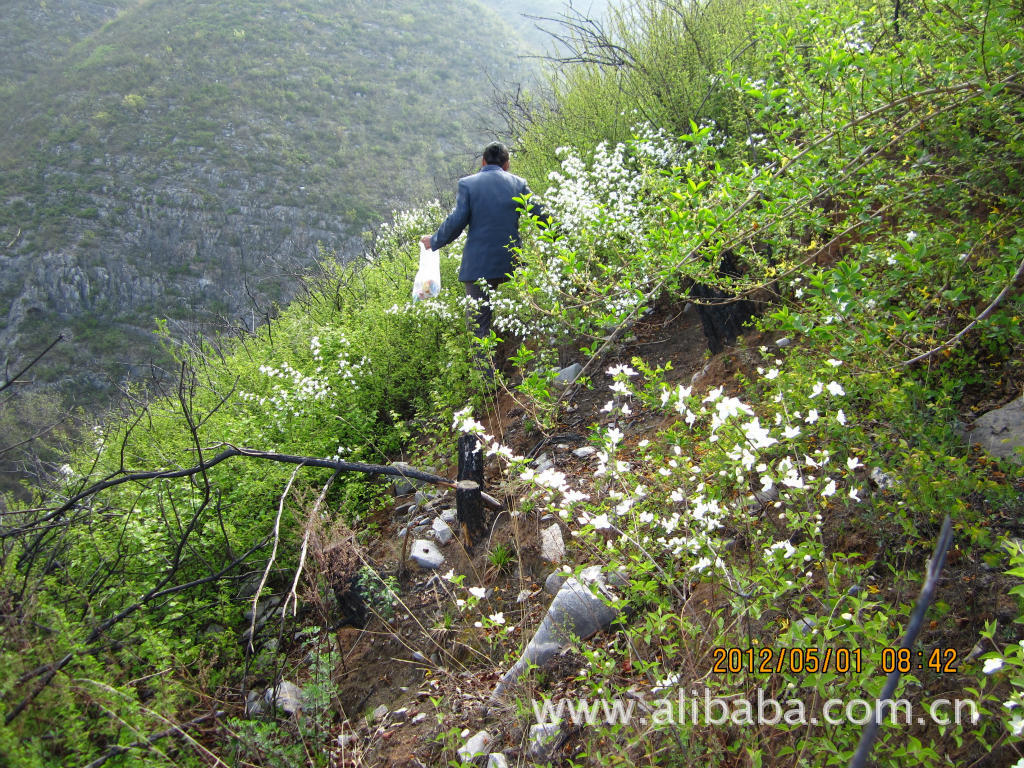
[522,6,640,70]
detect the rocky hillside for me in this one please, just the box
[0,0,536,398]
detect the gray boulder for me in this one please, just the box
[964,396,1024,463]
[553,363,583,388]
[527,722,566,762]
[544,571,568,595]
[492,566,621,699]
[431,517,455,546]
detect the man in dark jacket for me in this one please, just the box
[421,142,545,340]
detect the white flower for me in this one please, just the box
[810,382,824,398]
[783,425,801,439]
[489,612,506,625]
[693,556,713,573]
[1010,714,1024,737]
[847,456,864,470]
[836,409,847,426]
[703,387,723,403]
[826,381,846,397]
[606,427,624,447]
[742,418,777,449]
[764,368,780,380]
[841,612,854,621]
[766,541,797,560]
[827,359,843,367]
[822,479,837,497]
[906,230,918,242]
[805,409,819,425]
[983,657,1004,674]
[848,486,860,501]
[468,587,488,599]
[607,364,638,377]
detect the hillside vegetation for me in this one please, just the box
[0,0,526,395]
[1,0,1023,766]
[0,0,538,497]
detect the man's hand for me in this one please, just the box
[420,235,433,250]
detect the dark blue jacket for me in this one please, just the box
[429,164,544,281]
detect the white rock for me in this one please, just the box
[458,730,492,761]
[431,517,455,546]
[573,446,597,458]
[264,681,304,714]
[869,466,896,489]
[410,539,445,569]
[540,525,565,564]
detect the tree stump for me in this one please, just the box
[457,434,486,546]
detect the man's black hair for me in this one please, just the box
[482,142,510,166]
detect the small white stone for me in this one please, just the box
[410,539,445,569]
[458,730,492,761]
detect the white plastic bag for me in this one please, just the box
[412,241,441,302]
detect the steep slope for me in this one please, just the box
[0,0,529,396]
[0,0,141,86]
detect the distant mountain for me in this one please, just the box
[0,0,536,398]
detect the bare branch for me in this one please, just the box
[4,533,268,725]
[2,446,453,540]
[848,517,954,768]
[521,9,639,69]
[284,473,337,618]
[80,710,225,768]
[0,335,63,396]
[248,464,302,652]
[902,251,1024,367]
